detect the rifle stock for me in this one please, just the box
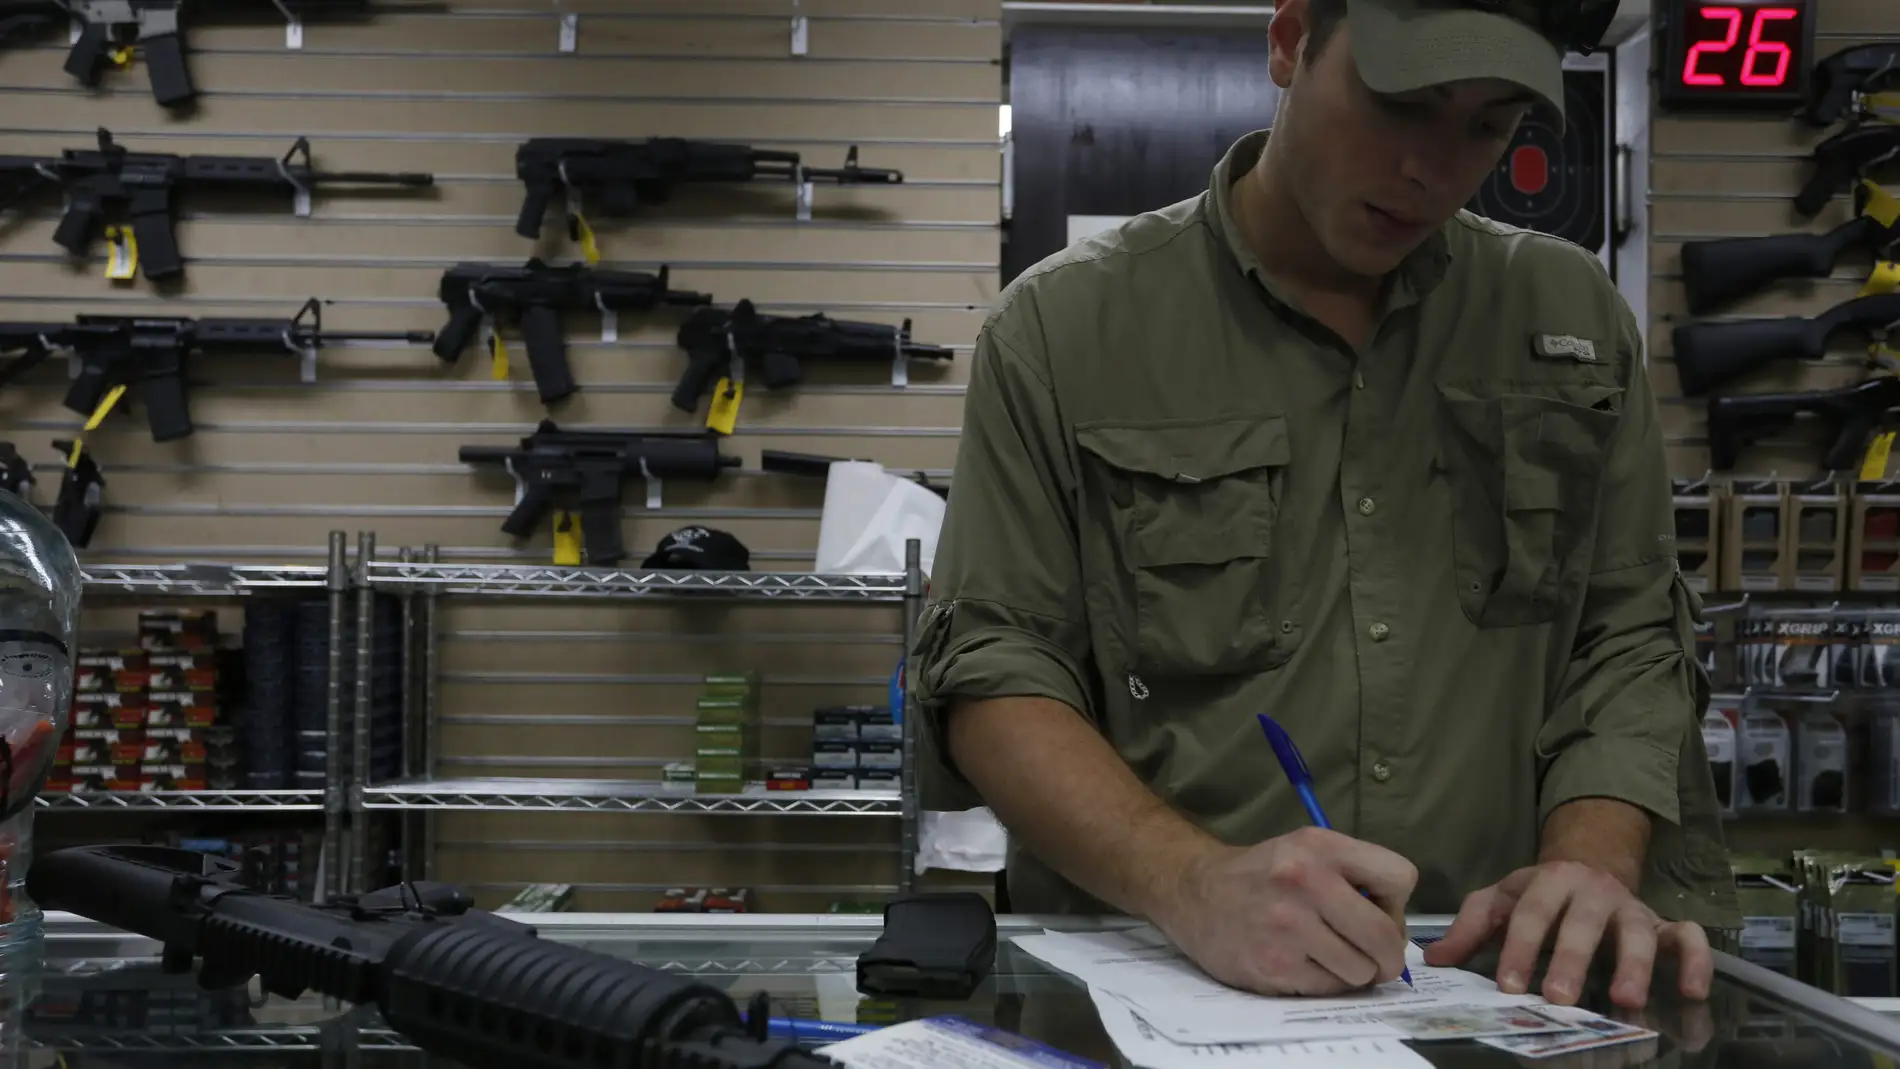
[1707,377,1900,471]
[1679,217,1885,315]
[1672,318,1825,396]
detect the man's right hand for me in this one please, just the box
[1153,827,1418,996]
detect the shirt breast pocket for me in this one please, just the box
[1074,414,1294,678]
[1437,383,1622,628]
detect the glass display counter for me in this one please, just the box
[19,913,1900,1068]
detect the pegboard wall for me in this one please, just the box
[0,0,1002,911]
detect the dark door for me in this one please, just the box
[1004,27,1280,284]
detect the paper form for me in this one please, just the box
[1089,989,1432,1069]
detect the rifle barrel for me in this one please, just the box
[311,171,436,187]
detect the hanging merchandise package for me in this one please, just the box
[815,461,945,578]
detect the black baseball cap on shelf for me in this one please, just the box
[641,526,752,571]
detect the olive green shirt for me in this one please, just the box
[912,131,1740,930]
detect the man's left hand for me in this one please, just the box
[1421,861,1713,1010]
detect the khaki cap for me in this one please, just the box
[1346,0,1567,125]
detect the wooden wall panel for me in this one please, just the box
[2,0,1000,908]
[1648,5,1898,477]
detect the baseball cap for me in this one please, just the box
[1346,0,1571,124]
[641,526,752,571]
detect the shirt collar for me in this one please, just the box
[1205,129,1452,313]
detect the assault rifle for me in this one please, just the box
[0,299,434,442]
[761,449,948,499]
[1798,125,1900,218]
[1706,376,1900,471]
[0,128,434,281]
[0,441,31,499]
[1805,43,1900,126]
[514,138,902,239]
[27,844,834,1069]
[673,300,954,419]
[1671,293,1900,395]
[460,419,740,565]
[1679,212,1899,315]
[434,259,711,404]
[49,440,103,548]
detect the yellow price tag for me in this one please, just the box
[489,332,510,380]
[570,213,602,265]
[108,46,132,68]
[65,439,85,468]
[1863,431,1897,482]
[104,226,137,281]
[85,385,127,431]
[705,377,743,435]
[1864,261,1900,297]
[1863,180,1900,228]
[551,510,582,566]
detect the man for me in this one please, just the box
[911,0,1741,1011]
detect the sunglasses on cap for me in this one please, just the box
[1463,0,1620,55]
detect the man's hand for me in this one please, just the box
[1152,827,1418,996]
[1421,861,1713,1009]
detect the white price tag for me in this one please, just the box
[891,338,908,387]
[600,310,618,343]
[796,179,814,222]
[69,19,81,44]
[645,474,663,510]
[790,14,809,55]
[299,345,318,384]
[285,18,304,49]
[558,14,579,53]
[106,236,134,279]
[293,188,312,217]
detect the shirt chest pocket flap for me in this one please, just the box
[1074,414,1292,677]
[1438,384,1622,627]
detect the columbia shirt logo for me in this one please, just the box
[1532,333,1598,362]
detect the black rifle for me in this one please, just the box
[1671,293,1900,396]
[434,259,712,404]
[0,2,61,44]
[460,419,740,565]
[761,449,948,499]
[19,1,373,108]
[1706,376,1900,471]
[673,300,954,417]
[49,440,104,548]
[514,138,902,239]
[1805,43,1900,127]
[26,845,834,1069]
[0,441,31,498]
[1680,213,1899,315]
[1798,125,1900,218]
[0,129,434,281]
[0,299,434,442]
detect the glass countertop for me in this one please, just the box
[23,913,1900,1068]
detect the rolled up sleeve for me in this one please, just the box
[911,312,1095,778]
[1536,304,1698,828]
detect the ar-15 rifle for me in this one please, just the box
[1671,293,1900,396]
[434,259,711,404]
[1805,43,1900,127]
[0,441,31,499]
[26,844,833,1069]
[1679,211,1899,315]
[761,449,948,499]
[1798,125,1900,218]
[1706,376,1900,471]
[673,300,954,419]
[0,128,434,281]
[0,299,434,442]
[460,419,740,566]
[514,138,902,239]
[49,440,104,548]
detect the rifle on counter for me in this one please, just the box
[27,845,833,1069]
[434,259,712,404]
[673,300,954,420]
[0,128,435,281]
[49,440,104,549]
[1805,43,1900,126]
[1798,125,1900,218]
[1679,212,1899,315]
[1670,293,1900,396]
[0,442,31,499]
[760,449,948,499]
[514,137,902,239]
[1707,376,1900,472]
[460,419,740,566]
[0,299,435,442]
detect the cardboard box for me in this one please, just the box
[145,652,218,693]
[146,692,217,729]
[139,609,220,651]
[1721,481,1788,592]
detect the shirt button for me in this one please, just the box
[1352,372,1365,390]
[1369,622,1390,641]
[1356,497,1376,516]
[1372,761,1392,782]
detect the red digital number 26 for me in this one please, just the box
[1683,5,1798,88]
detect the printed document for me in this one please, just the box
[1089,989,1433,1069]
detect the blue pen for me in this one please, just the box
[1258,713,1414,988]
[767,1018,881,1044]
